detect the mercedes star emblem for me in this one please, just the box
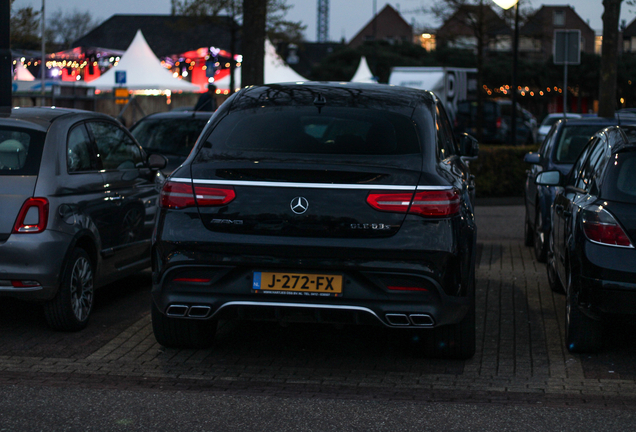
[290,197,309,214]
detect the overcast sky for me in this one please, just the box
[13,0,636,42]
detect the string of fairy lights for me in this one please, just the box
[12,55,633,102]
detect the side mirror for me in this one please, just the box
[148,153,168,170]
[459,133,479,158]
[524,152,540,164]
[535,170,562,186]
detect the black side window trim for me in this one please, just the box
[67,121,100,174]
[85,120,147,171]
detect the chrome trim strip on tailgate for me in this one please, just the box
[170,178,452,191]
[211,301,387,325]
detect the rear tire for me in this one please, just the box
[423,305,476,359]
[565,269,602,353]
[547,234,564,294]
[151,301,217,349]
[420,279,476,359]
[44,248,94,331]
[534,206,548,262]
[524,207,534,247]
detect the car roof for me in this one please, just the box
[1,107,111,131]
[228,82,436,113]
[563,116,636,127]
[546,113,581,118]
[613,125,636,152]
[138,111,215,120]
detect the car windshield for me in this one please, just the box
[0,127,46,175]
[203,106,420,156]
[554,125,605,164]
[602,151,636,204]
[541,117,562,128]
[131,117,209,157]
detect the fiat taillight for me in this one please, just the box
[12,197,49,234]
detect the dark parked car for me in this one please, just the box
[151,82,479,358]
[536,125,636,353]
[130,111,213,174]
[523,116,636,262]
[537,113,582,143]
[0,107,166,331]
[454,99,534,144]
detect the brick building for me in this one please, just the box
[520,5,595,61]
[348,5,412,48]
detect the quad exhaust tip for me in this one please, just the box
[385,313,434,327]
[166,304,211,319]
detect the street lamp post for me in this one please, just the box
[40,0,46,106]
[493,0,520,146]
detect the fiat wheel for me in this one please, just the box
[44,248,94,331]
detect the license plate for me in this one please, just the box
[252,272,343,297]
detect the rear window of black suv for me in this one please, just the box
[202,106,420,156]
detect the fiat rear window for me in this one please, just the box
[0,127,46,175]
[203,107,420,156]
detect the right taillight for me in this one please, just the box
[367,189,460,217]
[160,181,235,209]
[582,207,633,248]
[12,197,49,234]
[496,117,502,129]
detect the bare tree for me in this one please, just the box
[46,9,100,50]
[172,0,304,90]
[242,0,267,86]
[172,0,304,43]
[9,0,41,50]
[599,0,623,117]
[431,0,510,143]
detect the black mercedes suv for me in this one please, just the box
[151,82,479,358]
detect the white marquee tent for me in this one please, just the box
[13,64,35,81]
[350,56,377,83]
[89,30,199,92]
[214,39,307,90]
[264,39,307,84]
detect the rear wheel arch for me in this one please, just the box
[57,231,100,287]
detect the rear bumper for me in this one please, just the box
[580,275,636,317]
[151,246,475,328]
[578,241,636,317]
[152,207,476,328]
[151,265,473,328]
[0,230,71,301]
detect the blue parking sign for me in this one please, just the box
[115,71,127,84]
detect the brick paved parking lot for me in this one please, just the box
[2,205,636,413]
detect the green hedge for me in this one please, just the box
[469,144,539,198]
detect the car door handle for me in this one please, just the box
[105,193,123,202]
[467,175,475,191]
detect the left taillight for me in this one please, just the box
[12,198,49,234]
[160,181,235,209]
[582,208,633,248]
[366,189,461,217]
